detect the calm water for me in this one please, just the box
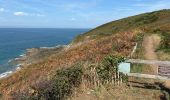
[0,28,89,74]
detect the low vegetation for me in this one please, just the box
[73,10,170,43]
[12,63,83,100]
[158,32,170,52]
[131,63,143,73]
[130,63,153,74]
[130,14,158,26]
[131,33,145,58]
[96,55,125,83]
[12,55,128,100]
[1,9,170,99]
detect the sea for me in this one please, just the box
[0,28,89,78]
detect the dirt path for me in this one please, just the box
[142,34,161,74]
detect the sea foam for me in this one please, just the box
[0,71,13,78]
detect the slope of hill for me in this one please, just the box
[0,9,170,99]
[73,9,170,43]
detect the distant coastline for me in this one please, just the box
[0,45,66,79]
[0,28,89,79]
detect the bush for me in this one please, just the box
[120,72,128,83]
[96,55,125,83]
[153,28,161,33]
[159,32,170,52]
[133,14,158,26]
[0,92,2,98]
[134,33,144,42]
[43,64,83,100]
[12,64,83,100]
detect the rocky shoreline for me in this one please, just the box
[0,45,66,79]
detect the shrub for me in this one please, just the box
[12,64,83,100]
[133,14,158,26]
[0,92,2,98]
[134,33,144,42]
[158,32,170,52]
[43,64,83,100]
[96,55,125,83]
[120,72,128,83]
[153,28,161,33]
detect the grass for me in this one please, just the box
[157,51,170,60]
[12,63,84,100]
[72,84,165,100]
[131,64,154,74]
[155,31,170,60]
[0,93,2,98]
[73,9,170,43]
[131,64,143,73]
[1,9,170,99]
[0,31,137,99]
[131,33,145,59]
[158,31,170,51]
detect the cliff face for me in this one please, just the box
[1,9,170,99]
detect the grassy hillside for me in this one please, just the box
[73,9,170,43]
[1,9,170,99]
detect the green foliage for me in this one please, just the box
[132,33,145,59]
[131,63,143,73]
[134,33,144,42]
[133,14,158,25]
[158,32,170,52]
[44,64,83,100]
[96,55,125,82]
[72,9,170,43]
[55,64,83,87]
[13,64,83,100]
[153,28,161,33]
[120,72,128,83]
[0,92,2,98]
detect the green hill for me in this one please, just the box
[73,9,170,43]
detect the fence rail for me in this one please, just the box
[126,59,170,66]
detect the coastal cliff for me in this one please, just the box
[1,9,170,99]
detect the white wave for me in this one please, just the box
[16,67,21,70]
[0,71,13,79]
[17,64,21,66]
[14,58,20,60]
[0,45,67,79]
[40,45,66,49]
[8,59,12,63]
[16,63,23,67]
[19,54,26,57]
[0,63,23,79]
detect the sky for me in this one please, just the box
[0,0,170,28]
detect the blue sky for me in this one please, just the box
[0,0,170,28]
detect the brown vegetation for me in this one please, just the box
[1,9,170,99]
[0,30,137,99]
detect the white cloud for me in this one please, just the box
[14,11,45,17]
[14,12,28,16]
[0,8,5,12]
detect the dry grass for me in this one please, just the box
[1,9,170,99]
[0,31,137,99]
[72,84,164,100]
[157,51,170,60]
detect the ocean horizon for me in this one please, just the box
[0,28,89,77]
